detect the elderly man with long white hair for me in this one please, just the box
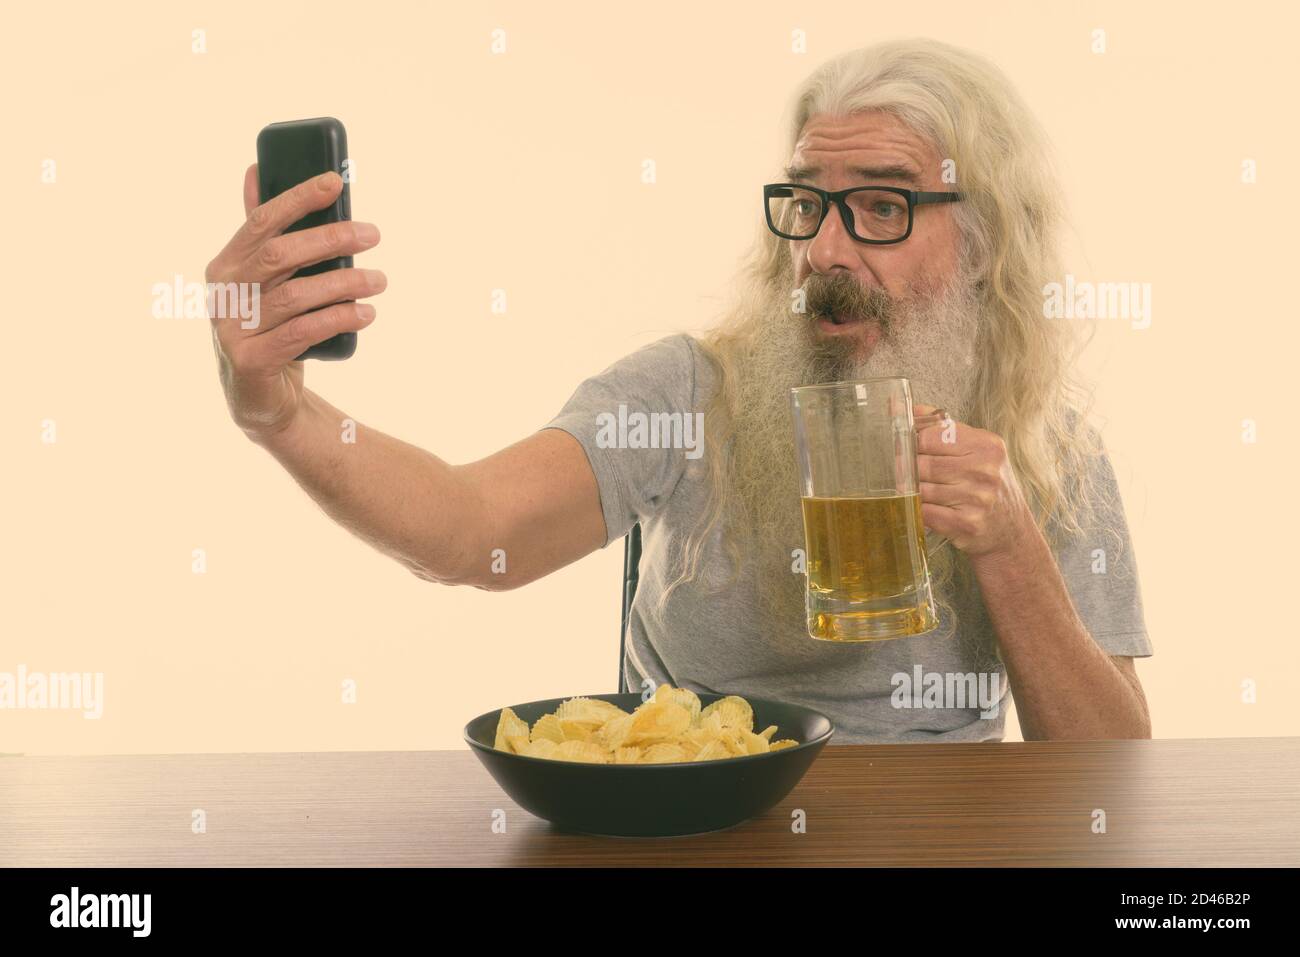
[206,37,1152,743]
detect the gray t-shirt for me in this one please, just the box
[542,333,1153,743]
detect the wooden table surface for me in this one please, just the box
[2,737,1297,867]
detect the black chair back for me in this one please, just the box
[618,523,642,692]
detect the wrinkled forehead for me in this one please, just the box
[788,111,943,189]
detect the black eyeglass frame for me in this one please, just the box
[763,183,964,244]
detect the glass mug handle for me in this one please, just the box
[913,408,951,558]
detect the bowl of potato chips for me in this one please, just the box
[464,684,834,837]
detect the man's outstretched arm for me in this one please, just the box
[253,390,608,591]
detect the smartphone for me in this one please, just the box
[255,116,356,361]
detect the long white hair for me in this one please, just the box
[657,38,1117,628]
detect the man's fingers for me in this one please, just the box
[209,169,343,280]
[232,171,344,260]
[917,452,963,484]
[915,411,949,439]
[917,425,966,457]
[243,163,260,217]
[239,220,380,285]
[257,300,376,369]
[918,480,965,507]
[251,268,388,336]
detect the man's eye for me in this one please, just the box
[870,202,902,218]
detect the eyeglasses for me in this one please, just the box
[763,183,964,244]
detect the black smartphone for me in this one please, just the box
[255,116,356,361]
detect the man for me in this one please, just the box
[205,38,1151,743]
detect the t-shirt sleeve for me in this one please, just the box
[1052,438,1154,658]
[539,334,700,549]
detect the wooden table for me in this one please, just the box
[2,737,1297,867]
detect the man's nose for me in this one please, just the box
[805,200,860,272]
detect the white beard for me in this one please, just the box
[716,261,983,629]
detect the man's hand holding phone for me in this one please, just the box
[205,165,386,442]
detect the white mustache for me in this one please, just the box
[807,289,893,325]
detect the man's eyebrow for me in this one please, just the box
[783,163,922,186]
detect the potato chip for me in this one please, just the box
[530,713,565,744]
[554,740,610,763]
[699,711,724,734]
[625,701,692,746]
[494,706,531,753]
[639,742,688,764]
[676,737,704,760]
[653,684,702,723]
[681,727,714,750]
[699,695,754,733]
[521,739,560,759]
[558,718,597,742]
[594,712,634,750]
[717,727,750,757]
[556,697,627,723]
[489,689,799,764]
[694,739,732,761]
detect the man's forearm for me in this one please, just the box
[970,520,1151,740]
[252,388,484,585]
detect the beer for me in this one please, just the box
[801,493,937,640]
[790,378,945,642]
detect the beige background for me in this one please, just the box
[2,1,1296,755]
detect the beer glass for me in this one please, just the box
[789,378,950,642]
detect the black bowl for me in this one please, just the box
[463,692,834,837]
